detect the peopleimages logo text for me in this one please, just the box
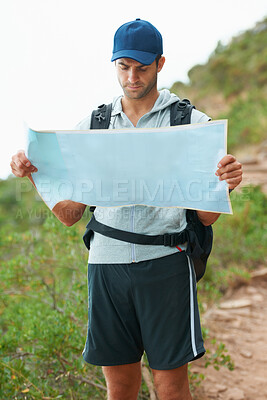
[16,178,228,205]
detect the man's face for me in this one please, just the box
[115,57,163,100]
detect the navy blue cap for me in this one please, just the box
[111,19,163,65]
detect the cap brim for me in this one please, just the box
[111,49,158,65]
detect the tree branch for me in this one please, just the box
[141,360,158,400]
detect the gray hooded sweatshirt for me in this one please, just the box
[75,89,210,264]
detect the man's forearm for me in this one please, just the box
[52,201,87,226]
[28,174,86,226]
[196,210,221,226]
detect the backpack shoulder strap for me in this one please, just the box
[90,103,112,129]
[170,98,195,126]
[89,103,112,212]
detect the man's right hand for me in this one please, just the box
[10,150,38,178]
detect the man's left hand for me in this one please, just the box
[215,154,243,190]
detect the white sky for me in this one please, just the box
[1,0,267,180]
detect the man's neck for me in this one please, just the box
[121,89,160,126]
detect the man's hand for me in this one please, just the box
[10,150,38,177]
[215,154,242,190]
[197,154,243,226]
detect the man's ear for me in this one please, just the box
[157,56,165,73]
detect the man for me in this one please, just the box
[11,19,242,400]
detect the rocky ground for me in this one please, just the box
[235,140,267,194]
[192,269,267,400]
[192,142,267,400]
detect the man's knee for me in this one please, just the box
[152,364,192,400]
[102,362,142,400]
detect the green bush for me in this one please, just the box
[1,178,266,398]
[0,213,107,399]
[199,185,267,299]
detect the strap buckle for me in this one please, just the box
[163,230,188,247]
[95,112,106,123]
[163,233,178,247]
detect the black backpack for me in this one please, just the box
[89,99,195,129]
[83,99,213,282]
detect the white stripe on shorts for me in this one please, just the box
[186,255,198,358]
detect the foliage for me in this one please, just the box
[199,185,267,300]
[204,340,234,372]
[170,17,267,151]
[1,177,266,398]
[0,176,48,233]
[0,209,105,399]
[220,89,267,149]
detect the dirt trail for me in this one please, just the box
[192,144,267,400]
[192,269,267,400]
[235,140,267,194]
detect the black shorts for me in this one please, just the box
[82,251,205,370]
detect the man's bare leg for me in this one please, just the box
[102,361,142,400]
[151,363,192,400]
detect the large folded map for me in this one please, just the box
[26,120,232,214]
